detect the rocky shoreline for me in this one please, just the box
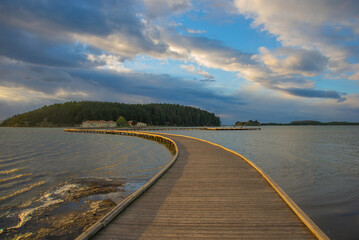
[1,178,126,240]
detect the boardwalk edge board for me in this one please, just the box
[65,129,329,240]
[155,132,330,240]
[64,129,179,240]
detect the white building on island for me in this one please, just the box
[82,120,117,128]
[136,122,147,127]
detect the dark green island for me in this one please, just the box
[0,101,221,127]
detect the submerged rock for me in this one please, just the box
[33,199,116,239]
[1,178,123,240]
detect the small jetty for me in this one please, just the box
[65,129,328,240]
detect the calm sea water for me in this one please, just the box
[162,126,359,240]
[0,128,172,238]
[0,126,358,239]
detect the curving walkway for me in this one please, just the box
[83,132,328,240]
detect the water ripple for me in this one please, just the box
[0,181,46,202]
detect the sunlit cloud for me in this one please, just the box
[180,64,214,79]
[87,54,131,73]
[0,86,88,103]
[255,47,328,77]
[0,0,358,123]
[234,0,359,80]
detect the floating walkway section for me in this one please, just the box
[65,129,328,240]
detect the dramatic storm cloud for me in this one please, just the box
[0,0,358,123]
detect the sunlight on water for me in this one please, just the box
[0,169,22,175]
[0,181,46,202]
[91,163,120,172]
[0,127,172,239]
[0,173,33,184]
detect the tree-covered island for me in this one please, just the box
[234,120,261,126]
[0,101,221,127]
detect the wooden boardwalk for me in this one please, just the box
[78,132,328,240]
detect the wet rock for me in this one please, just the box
[17,199,116,240]
[65,186,119,201]
[2,178,123,240]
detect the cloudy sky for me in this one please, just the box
[0,0,358,124]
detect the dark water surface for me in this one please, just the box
[161,126,359,240]
[0,128,172,239]
[1,126,358,239]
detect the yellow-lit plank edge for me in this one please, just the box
[152,132,330,240]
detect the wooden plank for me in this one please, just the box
[86,133,325,239]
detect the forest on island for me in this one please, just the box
[234,120,260,126]
[1,101,221,127]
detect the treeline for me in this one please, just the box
[235,120,260,126]
[1,101,221,127]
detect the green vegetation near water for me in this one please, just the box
[234,120,260,126]
[0,101,221,127]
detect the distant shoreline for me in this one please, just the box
[1,123,359,128]
[261,121,359,126]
